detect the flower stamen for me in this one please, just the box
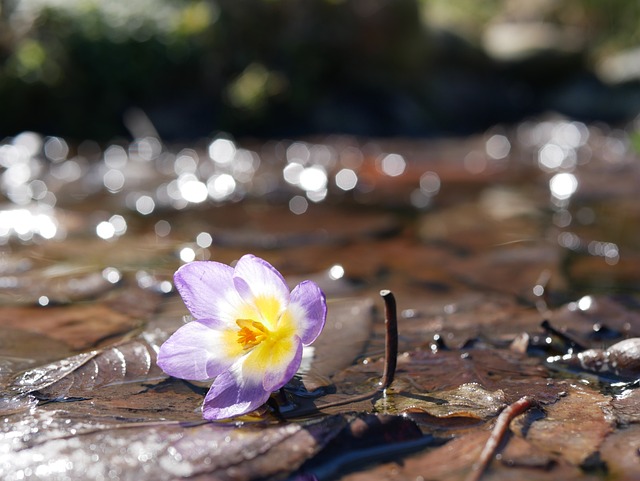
[236,319,270,350]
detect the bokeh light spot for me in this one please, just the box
[329,264,345,280]
[486,134,511,159]
[549,173,578,200]
[208,138,236,165]
[179,246,196,263]
[289,195,308,215]
[380,153,406,177]
[299,166,327,192]
[335,168,358,191]
[196,232,213,248]
[136,195,156,215]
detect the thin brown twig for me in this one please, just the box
[464,396,536,481]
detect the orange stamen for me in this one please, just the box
[236,319,270,350]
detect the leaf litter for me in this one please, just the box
[1,125,640,480]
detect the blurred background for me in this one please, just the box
[1,0,640,142]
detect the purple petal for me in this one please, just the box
[289,280,326,345]
[157,319,240,381]
[233,255,290,312]
[174,261,244,324]
[202,365,270,420]
[261,336,303,392]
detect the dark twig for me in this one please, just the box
[541,319,586,352]
[464,396,536,481]
[379,289,398,390]
[284,289,399,417]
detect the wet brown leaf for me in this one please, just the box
[387,293,537,351]
[355,429,486,481]
[0,303,138,350]
[5,350,98,397]
[599,424,640,479]
[447,242,566,304]
[419,193,542,254]
[335,347,563,409]
[41,378,212,422]
[0,235,180,307]
[376,383,507,421]
[340,416,601,481]
[37,235,179,272]
[610,388,640,425]
[0,328,73,385]
[521,385,614,467]
[302,297,375,390]
[547,295,640,341]
[0,265,116,305]
[566,252,640,292]
[0,414,348,481]
[0,285,160,351]
[34,339,165,401]
[497,434,556,471]
[169,202,399,249]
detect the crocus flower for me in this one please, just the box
[157,254,326,420]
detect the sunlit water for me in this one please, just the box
[1,117,640,479]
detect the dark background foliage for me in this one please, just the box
[1,0,639,141]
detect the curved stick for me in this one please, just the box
[464,396,535,481]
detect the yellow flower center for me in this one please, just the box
[236,319,271,350]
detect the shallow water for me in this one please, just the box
[1,120,640,480]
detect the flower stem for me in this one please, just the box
[464,396,536,481]
[379,289,398,391]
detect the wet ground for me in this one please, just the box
[1,118,640,480]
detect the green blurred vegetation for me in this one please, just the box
[0,0,639,140]
[422,0,640,55]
